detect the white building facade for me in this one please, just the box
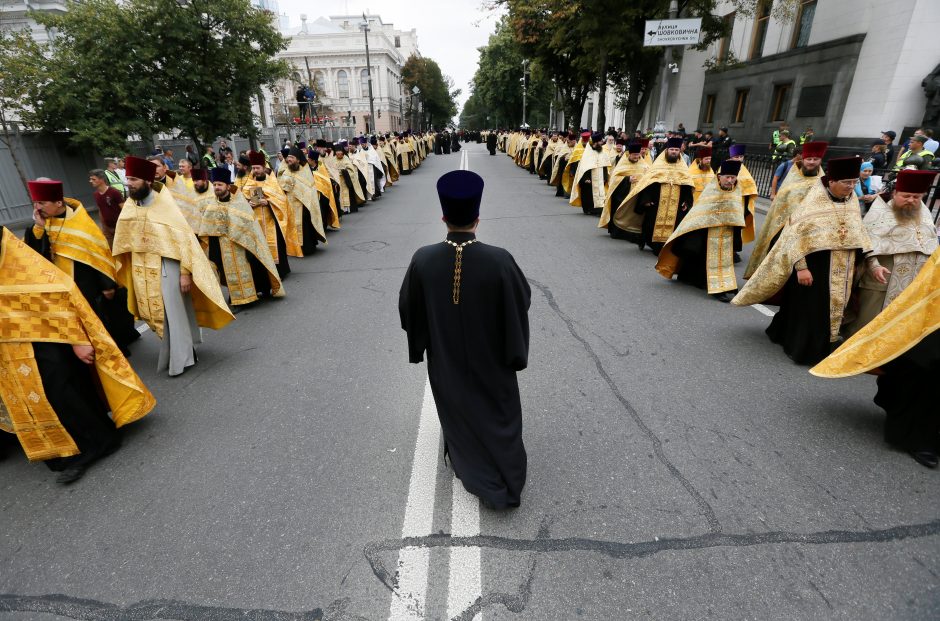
[576,0,939,149]
[263,14,420,137]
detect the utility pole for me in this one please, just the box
[521,59,529,127]
[360,13,377,134]
[654,0,679,138]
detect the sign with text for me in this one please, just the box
[643,18,702,46]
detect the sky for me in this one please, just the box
[276,0,505,117]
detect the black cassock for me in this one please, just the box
[765,250,834,365]
[399,232,531,509]
[486,134,497,155]
[875,331,940,454]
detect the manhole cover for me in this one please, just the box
[351,240,389,253]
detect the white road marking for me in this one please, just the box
[388,377,441,620]
[447,478,482,620]
[753,304,777,317]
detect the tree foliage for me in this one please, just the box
[0,28,50,187]
[487,0,796,132]
[401,55,459,129]
[24,0,290,154]
[460,16,553,129]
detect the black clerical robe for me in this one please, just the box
[765,251,836,365]
[635,184,695,254]
[554,155,570,197]
[399,232,531,509]
[486,134,497,155]
[875,331,940,454]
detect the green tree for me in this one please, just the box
[463,16,553,129]
[401,55,459,129]
[490,0,797,132]
[31,0,290,154]
[0,28,50,188]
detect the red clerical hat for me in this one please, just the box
[27,179,64,202]
[247,150,266,167]
[894,169,937,194]
[801,141,828,159]
[580,131,592,139]
[124,155,157,182]
[639,138,650,148]
[825,156,862,181]
[696,147,712,159]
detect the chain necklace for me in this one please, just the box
[44,207,69,263]
[444,238,479,305]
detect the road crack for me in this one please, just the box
[527,277,723,533]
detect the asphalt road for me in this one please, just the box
[1,144,938,621]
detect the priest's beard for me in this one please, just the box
[698,161,710,171]
[236,169,247,178]
[593,144,603,152]
[253,173,267,182]
[129,184,151,201]
[195,184,208,194]
[288,162,301,172]
[892,204,919,222]
[802,164,820,176]
[665,152,680,164]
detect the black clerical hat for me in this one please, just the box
[627,143,642,154]
[666,137,684,149]
[718,160,742,176]
[825,156,861,181]
[437,170,484,226]
[209,167,231,184]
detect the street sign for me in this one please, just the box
[643,18,702,46]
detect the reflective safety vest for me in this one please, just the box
[894,148,935,170]
[104,170,125,198]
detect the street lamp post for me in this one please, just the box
[359,13,377,134]
[411,85,420,131]
[521,59,529,128]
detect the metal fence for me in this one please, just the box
[0,131,98,229]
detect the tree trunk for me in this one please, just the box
[596,49,608,132]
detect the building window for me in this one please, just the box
[796,84,831,118]
[337,70,349,98]
[314,71,326,97]
[703,93,716,124]
[791,0,816,49]
[717,12,735,62]
[749,0,771,60]
[360,69,370,96]
[733,89,749,123]
[769,83,791,122]
[394,35,401,48]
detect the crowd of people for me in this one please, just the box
[493,126,939,469]
[0,129,447,484]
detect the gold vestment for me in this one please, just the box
[0,228,155,461]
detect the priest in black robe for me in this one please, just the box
[399,170,531,510]
[733,157,871,365]
[486,131,497,155]
[23,180,139,354]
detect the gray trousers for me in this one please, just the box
[157,258,201,377]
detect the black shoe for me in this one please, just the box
[910,450,939,468]
[713,291,735,303]
[56,465,87,485]
[733,252,742,264]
